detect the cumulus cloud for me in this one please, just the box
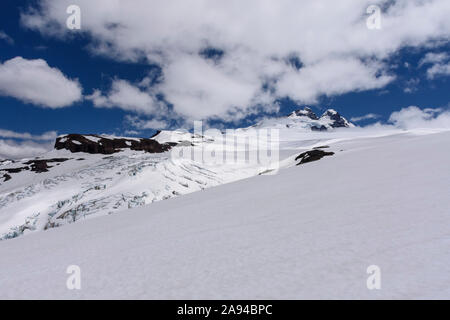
[419,52,450,79]
[388,106,450,129]
[0,129,57,159]
[87,79,165,115]
[351,113,381,122]
[426,63,450,79]
[0,57,82,108]
[0,139,53,159]
[276,58,394,103]
[419,52,449,66]
[21,0,450,120]
[158,53,273,120]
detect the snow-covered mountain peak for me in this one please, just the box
[256,107,354,131]
[322,108,338,115]
[319,109,354,129]
[289,107,319,120]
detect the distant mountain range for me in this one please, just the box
[253,107,354,131]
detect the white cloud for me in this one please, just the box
[419,52,449,66]
[0,129,57,159]
[426,63,450,79]
[0,31,13,44]
[0,57,82,108]
[351,113,381,122]
[388,106,450,129]
[87,79,164,115]
[276,58,394,103]
[0,129,57,141]
[419,52,450,79]
[0,139,52,159]
[158,53,273,120]
[21,0,450,120]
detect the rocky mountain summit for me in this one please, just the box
[288,107,354,131]
[255,107,354,131]
[289,107,320,120]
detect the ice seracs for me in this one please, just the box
[0,131,262,239]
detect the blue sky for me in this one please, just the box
[0,0,449,158]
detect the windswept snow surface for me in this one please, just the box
[0,129,449,299]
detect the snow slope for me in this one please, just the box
[0,130,449,299]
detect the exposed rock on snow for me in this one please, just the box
[295,149,335,165]
[0,158,70,177]
[23,158,70,173]
[55,134,173,155]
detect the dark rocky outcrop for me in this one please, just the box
[2,167,29,173]
[295,149,335,165]
[23,158,70,173]
[54,134,173,155]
